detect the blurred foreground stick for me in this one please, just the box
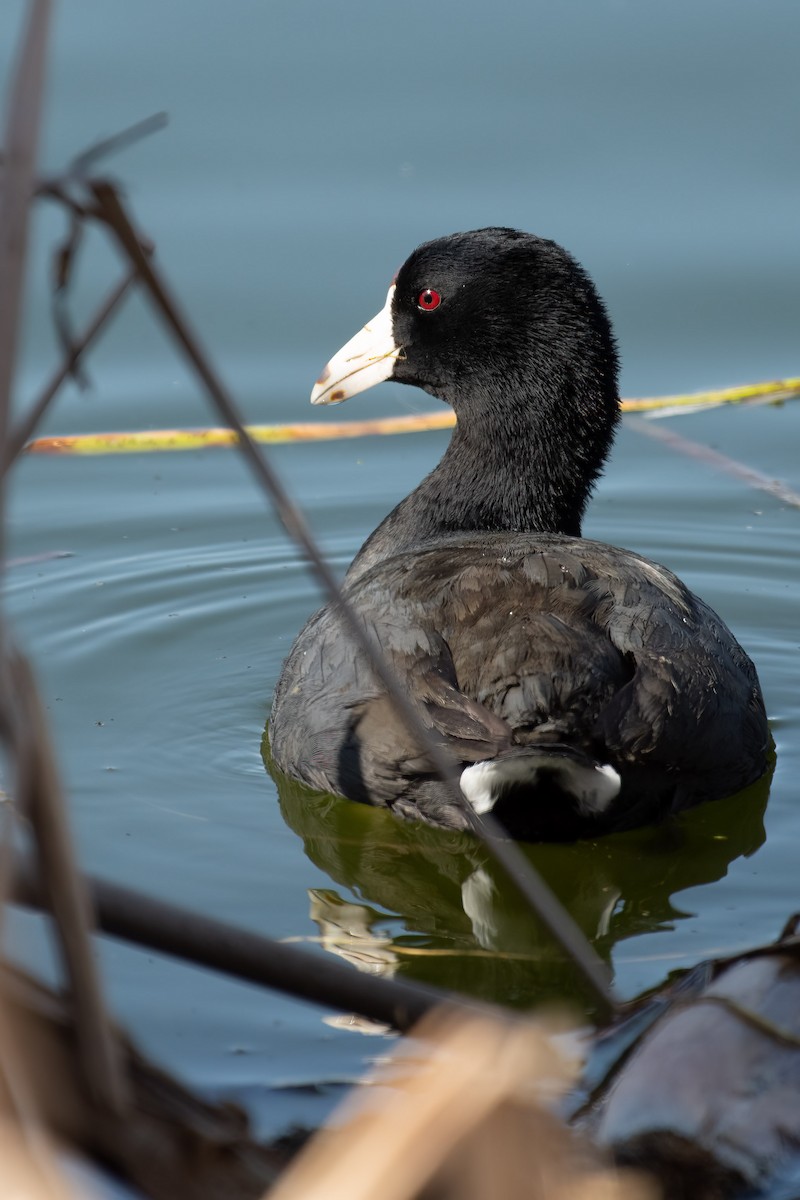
[9,852,492,1032]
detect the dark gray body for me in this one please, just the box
[270,531,769,841]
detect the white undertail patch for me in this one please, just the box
[460,754,621,817]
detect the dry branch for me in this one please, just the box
[10,852,491,1032]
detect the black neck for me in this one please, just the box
[417,409,588,538]
[347,376,617,583]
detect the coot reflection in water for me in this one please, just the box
[265,735,771,1011]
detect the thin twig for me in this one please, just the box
[2,268,137,473]
[9,650,129,1112]
[70,111,168,177]
[86,177,616,1022]
[626,416,800,509]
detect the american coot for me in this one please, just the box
[269,228,769,841]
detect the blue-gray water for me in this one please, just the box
[2,0,799,1145]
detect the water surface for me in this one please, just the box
[2,0,799,1141]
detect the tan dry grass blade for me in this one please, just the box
[0,995,84,1200]
[0,1122,82,1200]
[269,1009,658,1200]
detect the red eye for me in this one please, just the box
[417,288,441,311]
